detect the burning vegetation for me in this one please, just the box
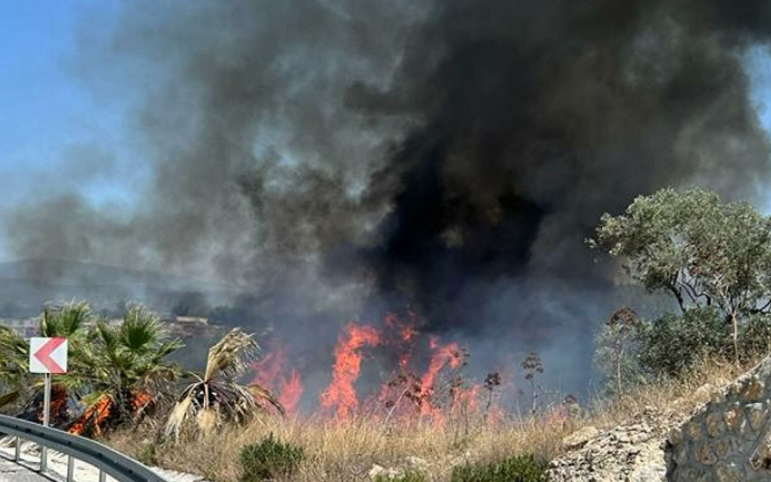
[6,0,771,403]
[249,314,559,427]
[5,1,771,478]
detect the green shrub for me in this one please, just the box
[374,471,428,482]
[738,314,771,359]
[239,433,305,482]
[451,454,548,482]
[637,307,729,378]
[136,442,158,466]
[636,308,771,379]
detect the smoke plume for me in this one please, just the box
[5,0,771,390]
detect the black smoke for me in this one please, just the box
[355,0,771,333]
[4,0,771,391]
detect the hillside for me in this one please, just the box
[0,258,240,316]
[103,358,757,482]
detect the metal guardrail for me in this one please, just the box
[0,413,169,482]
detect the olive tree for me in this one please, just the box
[589,188,771,364]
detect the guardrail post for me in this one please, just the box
[0,413,171,482]
[67,455,74,482]
[14,436,20,462]
[40,445,47,473]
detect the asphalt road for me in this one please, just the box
[0,456,48,482]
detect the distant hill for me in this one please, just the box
[0,258,240,317]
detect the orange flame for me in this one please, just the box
[39,384,70,426]
[68,390,151,436]
[252,348,286,389]
[419,338,462,416]
[68,395,113,436]
[320,323,381,418]
[252,343,305,414]
[278,369,304,414]
[131,391,153,414]
[452,383,481,414]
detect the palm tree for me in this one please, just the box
[71,304,183,435]
[0,301,184,435]
[0,300,93,413]
[165,328,284,440]
[0,325,29,410]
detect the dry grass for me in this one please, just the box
[109,411,571,481]
[105,356,763,482]
[589,355,755,429]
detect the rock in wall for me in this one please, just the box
[666,357,771,481]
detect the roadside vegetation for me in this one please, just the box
[2,187,771,481]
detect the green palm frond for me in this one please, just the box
[1,301,182,428]
[119,304,161,353]
[40,300,91,338]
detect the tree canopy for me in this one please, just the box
[589,188,771,363]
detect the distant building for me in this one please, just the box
[0,318,39,337]
[164,316,219,337]
[0,315,220,340]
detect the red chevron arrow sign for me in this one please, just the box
[29,337,68,374]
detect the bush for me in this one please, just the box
[636,307,729,378]
[595,307,771,387]
[635,308,771,379]
[136,442,158,466]
[239,433,305,482]
[738,314,771,359]
[451,454,548,482]
[374,471,428,482]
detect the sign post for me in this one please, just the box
[29,337,68,473]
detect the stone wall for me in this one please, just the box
[666,357,771,481]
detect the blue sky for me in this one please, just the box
[0,3,92,176]
[0,2,141,258]
[2,3,771,261]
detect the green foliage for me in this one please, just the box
[738,314,771,358]
[0,300,182,427]
[595,306,771,382]
[636,307,729,377]
[374,471,428,482]
[239,433,305,482]
[589,188,771,365]
[635,309,771,378]
[0,301,98,408]
[451,454,549,482]
[137,442,159,466]
[78,303,183,421]
[589,188,771,316]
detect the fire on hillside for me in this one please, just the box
[251,313,572,425]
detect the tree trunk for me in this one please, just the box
[732,312,739,366]
[616,347,624,396]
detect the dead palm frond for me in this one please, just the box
[165,328,284,440]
